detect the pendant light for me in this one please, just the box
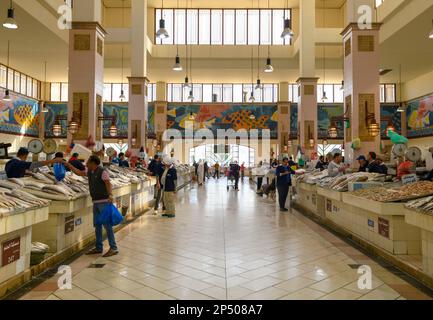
[119,1,126,101]
[41,61,48,112]
[172,0,182,71]
[3,1,18,30]
[263,0,273,73]
[183,19,191,89]
[320,1,328,102]
[3,40,11,101]
[429,20,433,39]
[186,0,194,101]
[397,64,405,113]
[249,37,255,103]
[281,0,293,40]
[156,0,169,40]
[255,45,263,90]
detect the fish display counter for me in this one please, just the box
[176,164,193,191]
[0,188,51,297]
[405,197,433,280]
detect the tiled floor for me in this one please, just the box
[19,179,432,300]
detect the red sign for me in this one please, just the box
[2,237,21,267]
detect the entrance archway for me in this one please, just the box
[189,144,255,167]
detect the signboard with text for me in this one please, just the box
[2,237,21,267]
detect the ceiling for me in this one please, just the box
[103,0,346,9]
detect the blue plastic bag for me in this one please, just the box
[96,204,124,226]
[53,163,66,182]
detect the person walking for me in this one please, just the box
[65,156,118,257]
[197,160,205,186]
[161,157,178,218]
[240,162,246,180]
[276,157,295,212]
[214,162,220,179]
[230,161,241,190]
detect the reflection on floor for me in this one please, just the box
[20,178,432,300]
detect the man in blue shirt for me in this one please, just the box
[367,152,386,174]
[276,157,295,212]
[118,153,129,168]
[5,147,63,178]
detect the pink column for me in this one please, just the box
[128,77,149,155]
[342,23,382,163]
[67,22,106,149]
[297,78,319,158]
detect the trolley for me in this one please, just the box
[226,171,236,191]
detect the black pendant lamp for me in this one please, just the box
[3,41,11,101]
[156,0,169,39]
[3,0,18,29]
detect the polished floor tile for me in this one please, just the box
[18,179,430,300]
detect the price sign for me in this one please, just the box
[401,174,417,185]
[2,237,21,267]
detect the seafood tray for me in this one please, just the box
[405,196,433,215]
[350,181,433,203]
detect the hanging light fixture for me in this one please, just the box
[249,113,256,120]
[3,40,11,101]
[188,89,194,102]
[189,112,195,120]
[172,0,182,71]
[249,92,256,102]
[119,2,126,102]
[250,33,256,103]
[328,126,338,138]
[340,80,344,91]
[183,76,191,89]
[429,19,433,39]
[156,0,169,39]
[321,2,328,102]
[52,119,62,137]
[255,40,263,90]
[396,64,405,113]
[41,62,48,112]
[264,0,273,73]
[255,79,263,90]
[3,0,18,29]
[322,139,328,146]
[281,0,293,40]
[109,121,118,137]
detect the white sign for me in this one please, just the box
[401,174,417,185]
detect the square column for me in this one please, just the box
[342,23,381,162]
[67,22,106,148]
[277,82,290,157]
[297,78,319,157]
[128,77,149,153]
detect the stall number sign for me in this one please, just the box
[2,237,20,267]
[65,215,75,235]
[401,174,417,185]
[378,217,390,239]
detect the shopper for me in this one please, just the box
[240,162,246,180]
[214,162,221,179]
[117,152,129,168]
[367,152,385,174]
[153,158,166,214]
[65,155,118,257]
[357,155,369,172]
[204,161,210,179]
[327,153,347,177]
[197,160,205,186]
[5,147,64,178]
[276,157,295,212]
[256,161,264,191]
[160,157,177,218]
[315,156,327,171]
[68,153,85,171]
[230,161,241,190]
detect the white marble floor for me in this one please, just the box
[20,178,431,300]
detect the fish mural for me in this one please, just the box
[103,103,128,138]
[44,103,67,138]
[167,104,278,138]
[407,94,433,138]
[318,104,344,139]
[0,89,39,136]
[148,103,155,134]
[380,104,402,139]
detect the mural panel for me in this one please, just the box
[103,103,128,138]
[380,104,402,139]
[406,94,433,138]
[166,104,278,139]
[44,103,68,138]
[290,104,298,138]
[318,104,344,139]
[0,89,39,137]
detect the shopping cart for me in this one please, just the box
[226,171,236,191]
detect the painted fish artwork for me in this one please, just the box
[103,103,128,138]
[407,94,433,138]
[0,89,39,136]
[380,104,402,139]
[167,104,278,138]
[318,104,344,139]
[44,103,67,138]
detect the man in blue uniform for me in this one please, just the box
[276,157,295,212]
[5,147,63,178]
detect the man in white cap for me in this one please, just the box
[160,156,178,218]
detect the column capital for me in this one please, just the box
[72,22,107,37]
[296,77,319,84]
[128,76,150,84]
[341,22,382,37]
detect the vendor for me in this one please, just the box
[367,152,386,174]
[118,153,129,168]
[357,155,369,172]
[68,153,85,171]
[315,156,327,171]
[397,158,414,179]
[328,153,347,177]
[5,147,63,178]
[376,156,388,175]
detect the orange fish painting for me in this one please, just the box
[195,105,230,123]
[221,110,269,130]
